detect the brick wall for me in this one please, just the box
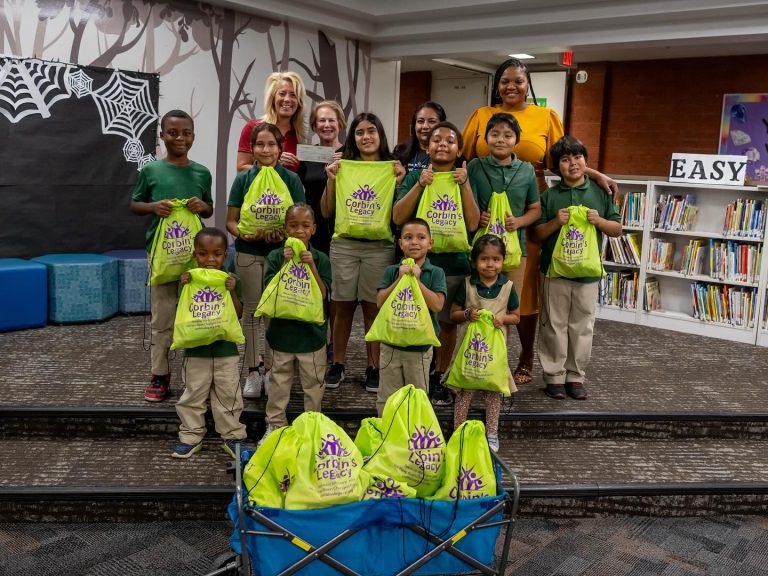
[396,71,432,146]
[567,55,768,176]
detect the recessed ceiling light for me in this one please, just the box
[508,53,535,59]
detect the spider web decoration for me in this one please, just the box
[0,58,71,123]
[138,153,156,171]
[91,71,158,150]
[66,68,93,98]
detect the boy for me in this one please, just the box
[532,136,622,400]
[173,228,248,458]
[260,203,331,443]
[131,110,213,402]
[375,218,447,416]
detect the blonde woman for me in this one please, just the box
[236,71,307,173]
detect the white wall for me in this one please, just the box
[368,59,401,148]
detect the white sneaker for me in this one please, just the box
[487,433,499,453]
[258,423,279,446]
[243,370,263,399]
[260,367,271,397]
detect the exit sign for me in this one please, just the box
[560,51,573,67]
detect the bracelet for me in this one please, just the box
[463,308,470,320]
[458,177,468,186]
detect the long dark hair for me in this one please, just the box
[491,58,537,107]
[394,101,447,165]
[342,112,394,161]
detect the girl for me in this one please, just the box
[393,121,480,406]
[236,71,307,172]
[449,235,520,453]
[226,123,306,399]
[320,112,406,392]
[394,101,447,172]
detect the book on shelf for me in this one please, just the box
[649,238,675,271]
[644,276,661,311]
[763,291,768,330]
[654,193,698,231]
[620,192,646,227]
[689,282,755,328]
[602,233,642,265]
[679,239,706,276]
[723,198,766,239]
[709,240,762,283]
[599,270,638,308]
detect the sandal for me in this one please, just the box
[513,364,533,386]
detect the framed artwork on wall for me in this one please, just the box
[719,93,768,186]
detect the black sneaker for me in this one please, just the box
[429,373,453,406]
[325,362,345,389]
[364,367,379,393]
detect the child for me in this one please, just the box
[260,203,332,442]
[393,121,480,406]
[532,136,622,400]
[226,123,306,400]
[130,110,213,403]
[172,228,247,458]
[450,235,520,453]
[375,218,447,416]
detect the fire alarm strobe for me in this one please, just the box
[575,70,588,84]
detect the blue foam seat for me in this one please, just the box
[0,259,48,332]
[104,249,150,313]
[32,254,118,323]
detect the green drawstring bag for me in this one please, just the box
[148,199,202,286]
[170,268,245,350]
[354,417,384,461]
[446,310,510,395]
[254,237,325,324]
[243,426,301,507]
[362,474,418,500]
[334,160,395,241]
[473,192,522,271]
[363,385,445,498]
[548,204,603,278]
[429,421,496,501]
[237,166,293,236]
[415,172,471,253]
[364,258,440,348]
[284,412,370,510]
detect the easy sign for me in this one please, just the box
[669,153,747,186]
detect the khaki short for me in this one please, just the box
[330,237,394,303]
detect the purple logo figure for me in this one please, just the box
[431,194,458,211]
[458,466,485,492]
[489,221,506,236]
[396,286,414,301]
[409,425,442,450]
[288,262,310,280]
[317,433,351,458]
[256,190,282,205]
[374,477,406,498]
[351,184,376,201]
[565,225,584,241]
[191,286,224,303]
[164,220,191,239]
[468,333,489,353]
[279,473,291,493]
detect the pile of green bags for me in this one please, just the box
[243,385,497,509]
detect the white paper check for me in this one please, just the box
[296,144,336,163]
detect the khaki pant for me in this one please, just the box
[236,252,271,370]
[177,356,247,445]
[504,255,527,302]
[266,348,326,427]
[377,344,432,416]
[538,277,599,385]
[150,280,178,376]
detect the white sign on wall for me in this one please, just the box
[669,153,748,186]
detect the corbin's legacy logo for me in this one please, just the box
[248,188,284,223]
[426,192,462,228]
[489,221,506,236]
[315,433,358,481]
[366,477,407,499]
[188,285,225,319]
[560,224,587,260]
[162,220,193,255]
[408,425,443,473]
[346,184,381,216]
[390,285,421,319]
[256,190,282,205]
[463,332,494,370]
[164,220,191,239]
[449,465,487,500]
[280,261,312,296]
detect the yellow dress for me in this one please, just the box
[461,105,565,315]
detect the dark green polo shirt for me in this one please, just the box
[454,273,520,310]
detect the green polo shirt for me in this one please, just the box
[536,177,621,283]
[468,155,539,256]
[227,164,306,257]
[263,245,331,353]
[398,169,479,277]
[378,258,447,353]
[454,273,519,310]
[185,272,242,358]
[132,160,213,251]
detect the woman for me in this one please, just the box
[321,113,406,393]
[394,101,446,172]
[297,100,346,254]
[236,71,306,173]
[461,58,618,386]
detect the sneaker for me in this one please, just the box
[487,434,499,453]
[565,382,589,400]
[429,374,453,406]
[544,383,566,400]
[144,374,171,402]
[364,366,379,393]
[222,439,252,459]
[325,362,345,389]
[171,441,202,459]
[258,424,279,446]
[260,366,271,398]
[243,370,263,399]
